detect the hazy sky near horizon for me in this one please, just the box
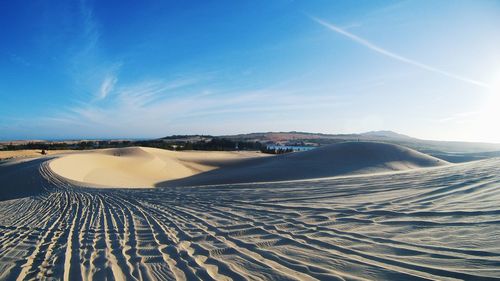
[1,0,500,142]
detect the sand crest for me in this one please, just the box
[48,142,448,188]
[48,147,268,188]
[161,141,449,186]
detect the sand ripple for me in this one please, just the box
[1,158,500,280]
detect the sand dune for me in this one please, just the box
[49,147,268,188]
[161,142,449,186]
[0,154,499,280]
[49,142,448,188]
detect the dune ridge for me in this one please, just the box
[48,142,449,188]
[48,147,268,188]
[160,141,449,187]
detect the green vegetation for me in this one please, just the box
[1,141,133,151]
[259,147,294,154]
[137,138,265,151]
[1,138,270,152]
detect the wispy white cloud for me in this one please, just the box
[311,16,491,88]
[77,0,100,58]
[68,0,124,102]
[438,111,479,123]
[98,74,117,100]
[39,75,347,138]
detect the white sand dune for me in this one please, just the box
[0,153,499,280]
[49,142,448,188]
[160,141,449,186]
[49,147,269,188]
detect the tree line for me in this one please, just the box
[2,138,296,155]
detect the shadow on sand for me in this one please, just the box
[0,158,52,201]
[156,142,448,187]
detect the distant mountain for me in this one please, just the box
[360,130,414,140]
[222,131,500,161]
[4,130,500,163]
[223,131,359,142]
[223,130,414,144]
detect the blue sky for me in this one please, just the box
[1,0,499,142]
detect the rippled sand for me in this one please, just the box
[1,156,499,280]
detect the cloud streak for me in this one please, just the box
[98,74,117,100]
[311,17,490,88]
[37,75,348,138]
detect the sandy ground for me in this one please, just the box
[162,142,449,187]
[49,142,448,188]
[49,147,270,188]
[0,149,74,160]
[0,154,499,280]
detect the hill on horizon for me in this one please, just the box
[4,130,500,163]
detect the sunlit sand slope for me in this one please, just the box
[49,147,268,188]
[1,157,499,280]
